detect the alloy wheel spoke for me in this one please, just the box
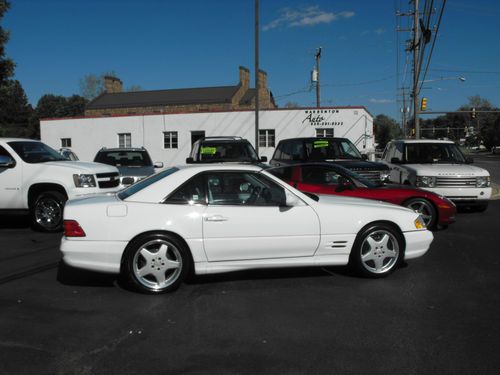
[165,259,180,270]
[153,269,166,284]
[140,248,155,263]
[373,256,385,271]
[137,266,152,277]
[379,234,390,248]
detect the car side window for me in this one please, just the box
[394,142,404,161]
[301,165,342,184]
[0,145,13,158]
[165,174,206,205]
[290,140,304,160]
[206,172,285,206]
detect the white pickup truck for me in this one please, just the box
[381,139,491,211]
[0,138,120,231]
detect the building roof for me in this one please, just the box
[239,89,256,105]
[86,85,241,110]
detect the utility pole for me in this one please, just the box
[412,0,420,139]
[315,47,322,107]
[254,0,260,154]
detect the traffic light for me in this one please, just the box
[471,107,476,119]
[420,97,428,111]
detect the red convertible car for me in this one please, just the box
[268,163,456,230]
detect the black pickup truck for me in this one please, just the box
[269,137,389,183]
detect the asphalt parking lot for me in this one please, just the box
[1,198,500,374]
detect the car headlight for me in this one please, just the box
[476,176,490,188]
[414,215,426,229]
[379,171,390,182]
[73,174,96,188]
[416,176,436,188]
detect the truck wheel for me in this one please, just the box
[474,202,488,213]
[31,191,66,232]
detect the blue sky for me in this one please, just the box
[4,0,500,120]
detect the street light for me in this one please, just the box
[419,76,466,84]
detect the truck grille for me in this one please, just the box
[96,172,120,189]
[351,169,382,182]
[435,177,477,188]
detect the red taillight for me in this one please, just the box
[64,220,86,237]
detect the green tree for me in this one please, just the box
[374,114,401,149]
[0,80,33,137]
[0,0,14,86]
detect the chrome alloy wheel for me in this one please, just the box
[360,230,399,274]
[406,199,434,227]
[132,239,182,290]
[34,197,63,230]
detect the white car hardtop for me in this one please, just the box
[61,163,433,294]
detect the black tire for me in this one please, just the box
[122,233,190,294]
[349,223,404,278]
[474,202,488,213]
[30,190,66,232]
[403,198,437,230]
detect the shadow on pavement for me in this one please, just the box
[0,214,31,229]
[56,261,116,287]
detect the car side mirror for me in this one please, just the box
[390,157,401,164]
[154,162,164,168]
[0,155,15,168]
[465,156,474,164]
[361,154,368,160]
[281,190,302,207]
[335,176,354,192]
[260,156,268,162]
[185,157,194,164]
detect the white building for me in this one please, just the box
[40,107,374,164]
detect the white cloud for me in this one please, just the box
[369,98,394,104]
[263,6,354,31]
[374,28,385,35]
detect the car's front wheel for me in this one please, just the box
[350,223,404,278]
[403,198,437,229]
[31,190,66,232]
[122,233,190,294]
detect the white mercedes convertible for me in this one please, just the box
[61,164,433,294]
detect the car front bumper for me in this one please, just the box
[421,186,491,203]
[403,230,434,260]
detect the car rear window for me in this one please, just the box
[95,150,153,167]
[118,167,179,200]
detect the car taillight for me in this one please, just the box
[64,220,86,237]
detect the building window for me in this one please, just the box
[61,138,72,147]
[316,128,334,138]
[118,133,131,148]
[164,131,178,149]
[259,129,275,148]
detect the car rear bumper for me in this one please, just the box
[403,230,434,260]
[60,237,126,274]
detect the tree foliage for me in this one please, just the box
[0,0,14,86]
[0,79,33,137]
[374,114,402,150]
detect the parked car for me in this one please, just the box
[61,164,433,294]
[269,137,390,183]
[0,138,120,231]
[94,147,163,186]
[59,148,79,161]
[381,139,491,211]
[491,146,500,155]
[186,136,267,164]
[268,163,456,230]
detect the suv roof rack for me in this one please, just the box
[200,136,244,141]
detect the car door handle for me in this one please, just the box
[204,215,229,222]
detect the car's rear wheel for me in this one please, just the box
[350,223,404,278]
[123,233,189,294]
[31,190,66,232]
[403,198,437,229]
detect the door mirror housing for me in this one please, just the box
[0,155,15,168]
[185,157,194,164]
[281,190,303,207]
[154,162,164,168]
[335,176,354,192]
[260,156,268,162]
[390,157,402,164]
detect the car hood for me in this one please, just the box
[116,165,155,177]
[43,161,119,174]
[403,163,489,176]
[327,160,390,170]
[314,194,411,212]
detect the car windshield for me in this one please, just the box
[95,150,152,167]
[304,139,363,160]
[8,141,66,163]
[198,142,259,162]
[118,167,179,200]
[404,143,466,164]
